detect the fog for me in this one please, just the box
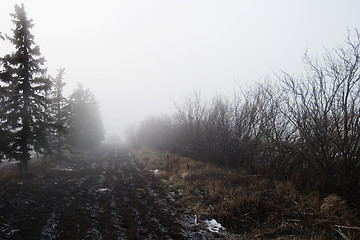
[1,0,359,140]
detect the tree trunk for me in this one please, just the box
[18,159,29,176]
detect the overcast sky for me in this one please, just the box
[1,1,360,140]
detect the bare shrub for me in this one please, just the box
[279,30,360,203]
[134,30,360,207]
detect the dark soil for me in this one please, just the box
[0,150,220,240]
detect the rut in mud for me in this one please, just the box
[0,151,213,240]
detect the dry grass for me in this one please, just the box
[320,194,348,217]
[0,158,61,183]
[132,148,360,239]
[274,180,299,200]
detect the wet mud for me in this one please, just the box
[0,151,215,240]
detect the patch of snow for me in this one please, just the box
[150,169,159,174]
[41,212,59,239]
[147,187,159,198]
[52,167,73,171]
[204,219,225,233]
[166,191,176,202]
[96,188,110,193]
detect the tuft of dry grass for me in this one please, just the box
[274,180,299,200]
[300,191,321,211]
[320,194,348,217]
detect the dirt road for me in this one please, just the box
[0,151,214,240]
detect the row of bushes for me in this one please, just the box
[130,31,360,206]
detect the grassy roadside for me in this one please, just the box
[0,158,59,182]
[132,148,360,239]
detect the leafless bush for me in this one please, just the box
[202,95,234,166]
[174,91,208,159]
[134,30,360,206]
[279,30,360,203]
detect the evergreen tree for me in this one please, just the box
[69,85,104,153]
[48,68,70,160]
[0,4,50,172]
[0,31,11,160]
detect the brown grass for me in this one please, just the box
[320,194,348,217]
[132,148,360,239]
[0,158,62,183]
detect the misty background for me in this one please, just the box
[1,0,359,140]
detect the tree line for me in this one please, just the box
[0,4,104,174]
[131,30,360,206]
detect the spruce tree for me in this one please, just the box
[0,31,11,160]
[0,4,51,172]
[69,85,104,153]
[48,68,70,160]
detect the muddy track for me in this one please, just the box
[0,151,213,240]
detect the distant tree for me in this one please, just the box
[47,68,71,160]
[136,115,176,150]
[68,84,104,153]
[0,4,51,173]
[126,125,139,149]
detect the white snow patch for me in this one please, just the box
[166,191,176,201]
[96,188,110,193]
[52,167,73,171]
[150,169,159,175]
[204,219,225,233]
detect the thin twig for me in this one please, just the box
[334,224,360,231]
[334,227,350,240]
